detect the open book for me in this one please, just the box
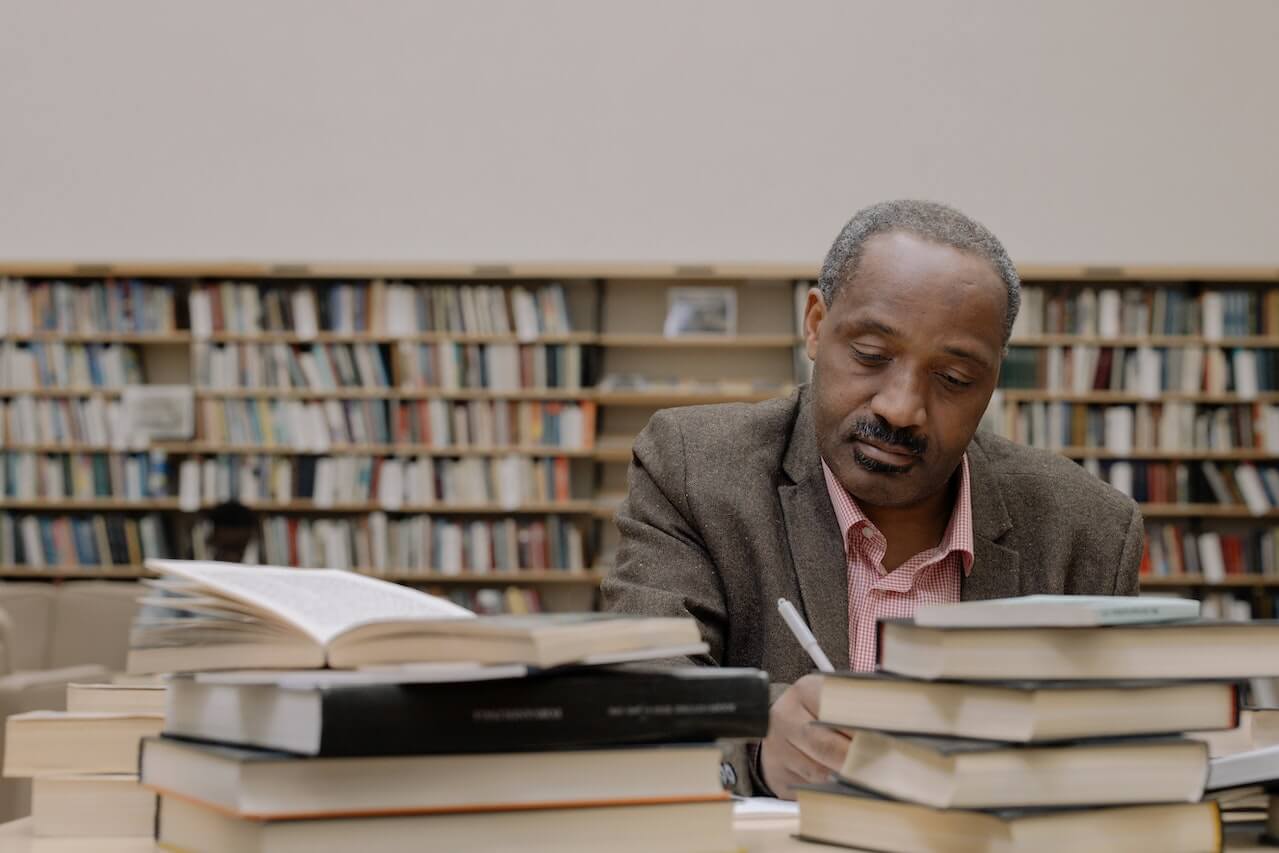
[128,560,701,674]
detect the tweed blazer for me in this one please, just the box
[602,385,1143,792]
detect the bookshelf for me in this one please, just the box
[3,264,1279,615]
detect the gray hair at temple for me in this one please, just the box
[817,200,1021,350]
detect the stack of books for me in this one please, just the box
[794,595,1279,853]
[2,679,166,838]
[128,559,767,852]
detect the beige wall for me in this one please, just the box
[0,1,1276,266]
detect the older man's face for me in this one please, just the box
[804,231,1006,510]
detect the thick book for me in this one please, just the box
[156,794,732,853]
[911,594,1200,628]
[834,729,1207,809]
[797,783,1221,853]
[67,682,167,715]
[141,736,726,818]
[31,774,156,838]
[818,673,1239,742]
[877,619,1279,680]
[1207,743,1279,791]
[162,665,769,756]
[129,559,698,672]
[2,711,163,777]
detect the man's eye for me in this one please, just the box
[938,373,973,388]
[851,347,887,364]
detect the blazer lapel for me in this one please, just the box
[779,389,850,670]
[961,437,1022,601]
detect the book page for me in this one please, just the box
[144,560,472,646]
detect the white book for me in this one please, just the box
[1108,461,1133,498]
[511,287,540,341]
[1103,406,1134,454]
[1198,532,1226,583]
[1233,350,1259,400]
[178,459,201,513]
[291,290,318,340]
[1180,345,1204,393]
[1070,346,1094,394]
[1098,289,1122,338]
[313,459,335,508]
[378,459,404,511]
[912,594,1200,628]
[1136,346,1161,399]
[1200,462,1234,505]
[21,517,44,567]
[370,511,389,572]
[1235,464,1273,517]
[1207,744,1279,791]
[189,290,213,338]
[1201,292,1224,341]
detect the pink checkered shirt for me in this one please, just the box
[821,456,974,672]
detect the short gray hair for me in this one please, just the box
[817,200,1021,347]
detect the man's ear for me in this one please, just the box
[803,287,825,361]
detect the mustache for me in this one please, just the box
[847,417,927,456]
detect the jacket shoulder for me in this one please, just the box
[972,431,1137,517]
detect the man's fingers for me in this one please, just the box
[790,723,852,771]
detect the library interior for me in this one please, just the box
[1,2,1278,851]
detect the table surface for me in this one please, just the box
[0,815,1272,852]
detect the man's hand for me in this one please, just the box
[759,674,852,799]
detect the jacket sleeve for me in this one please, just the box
[1113,502,1144,595]
[601,409,728,664]
[601,411,764,794]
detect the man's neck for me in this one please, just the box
[859,476,957,572]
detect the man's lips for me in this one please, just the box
[852,438,919,467]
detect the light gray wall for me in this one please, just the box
[1,1,1276,265]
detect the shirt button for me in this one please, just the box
[861,527,875,540]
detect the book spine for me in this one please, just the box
[309,671,769,756]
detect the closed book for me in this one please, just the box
[67,682,167,715]
[818,673,1238,742]
[797,783,1221,853]
[31,774,156,838]
[163,665,767,756]
[834,730,1207,809]
[911,594,1199,628]
[2,711,163,777]
[157,794,731,853]
[1207,743,1279,790]
[141,736,726,818]
[877,619,1279,681]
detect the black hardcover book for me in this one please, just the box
[165,664,769,757]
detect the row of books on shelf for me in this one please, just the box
[0,278,177,334]
[1012,285,1277,338]
[1143,522,1279,580]
[439,585,546,614]
[176,454,578,510]
[0,451,170,501]
[1,395,125,447]
[253,513,588,573]
[0,513,170,568]
[190,281,574,337]
[194,341,586,391]
[1090,459,1279,512]
[197,398,596,450]
[992,400,1279,453]
[1000,344,1277,395]
[0,342,143,389]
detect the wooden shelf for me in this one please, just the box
[595,388,792,406]
[0,499,178,511]
[596,334,800,349]
[194,387,588,401]
[0,387,123,398]
[1139,504,1279,519]
[1008,335,1279,348]
[1140,575,1279,588]
[1054,447,1278,461]
[201,332,597,345]
[0,332,189,344]
[998,390,1279,404]
[0,566,154,579]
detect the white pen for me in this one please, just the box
[776,597,834,673]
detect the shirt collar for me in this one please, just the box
[820,453,975,575]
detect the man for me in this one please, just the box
[206,500,258,563]
[602,200,1142,797]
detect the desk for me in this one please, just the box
[0,816,1272,852]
